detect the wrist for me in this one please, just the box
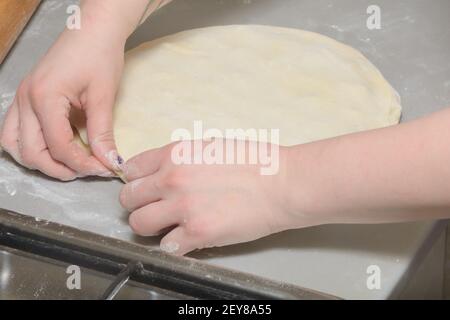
[281,144,335,229]
[60,3,134,54]
[78,0,150,43]
[270,146,313,232]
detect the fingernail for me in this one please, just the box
[123,161,137,179]
[98,170,116,178]
[106,150,125,172]
[62,175,79,182]
[160,241,180,254]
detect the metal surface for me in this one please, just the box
[101,262,143,300]
[0,209,333,299]
[0,246,185,299]
[0,0,449,299]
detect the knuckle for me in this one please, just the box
[47,147,66,162]
[20,150,37,168]
[92,129,114,145]
[185,217,210,239]
[162,169,185,189]
[177,196,194,213]
[0,134,15,152]
[152,178,164,195]
[119,185,131,210]
[168,140,191,161]
[28,81,48,102]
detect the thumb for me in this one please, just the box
[85,91,123,173]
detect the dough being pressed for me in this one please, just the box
[74,25,402,161]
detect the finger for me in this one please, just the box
[124,147,166,181]
[31,94,110,176]
[129,200,180,236]
[120,173,164,211]
[17,98,76,180]
[0,98,21,163]
[160,227,202,256]
[84,88,121,172]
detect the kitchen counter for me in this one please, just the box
[1,0,449,299]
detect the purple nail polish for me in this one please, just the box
[106,150,125,171]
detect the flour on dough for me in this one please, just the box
[74,25,401,161]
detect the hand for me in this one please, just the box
[119,140,316,255]
[0,18,125,180]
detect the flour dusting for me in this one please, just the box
[0,155,132,238]
[0,92,15,116]
[23,0,73,39]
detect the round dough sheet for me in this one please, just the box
[76,25,402,160]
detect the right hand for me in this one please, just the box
[0,23,125,180]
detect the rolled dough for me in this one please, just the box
[74,25,401,161]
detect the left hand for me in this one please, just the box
[119,140,308,255]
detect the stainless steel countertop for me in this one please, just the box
[1,0,449,299]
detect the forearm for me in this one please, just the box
[286,107,450,226]
[78,0,170,42]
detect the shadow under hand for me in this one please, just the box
[191,221,430,260]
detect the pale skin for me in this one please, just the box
[1,0,449,255]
